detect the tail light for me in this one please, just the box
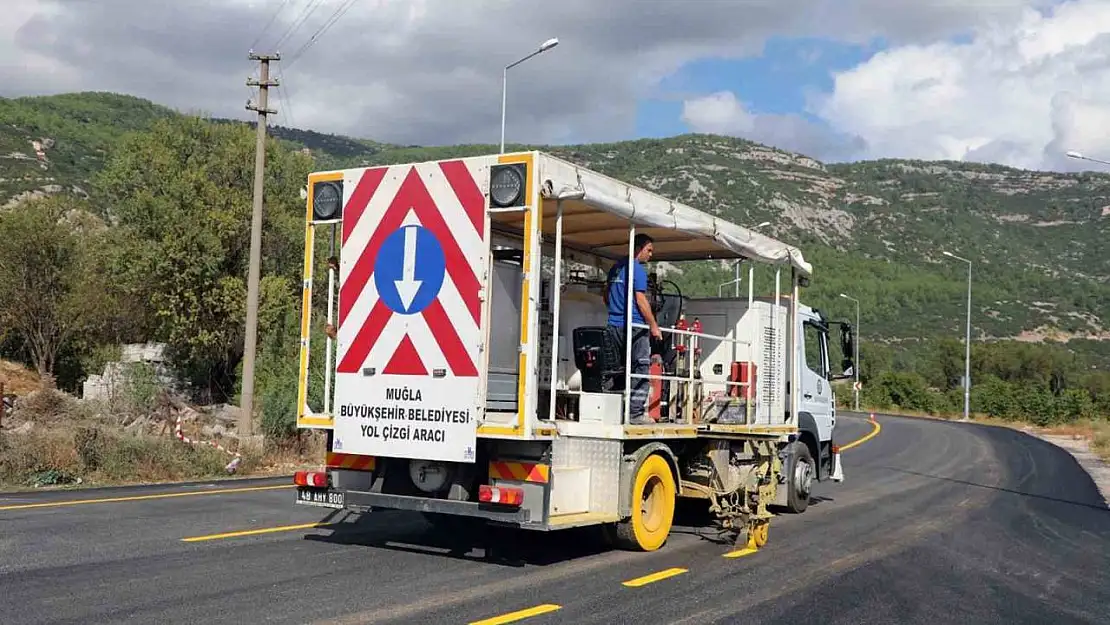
[294,471,329,488]
[479,484,524,507]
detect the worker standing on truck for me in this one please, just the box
[603,233,663,424]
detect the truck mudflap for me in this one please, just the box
[295,487,532,524]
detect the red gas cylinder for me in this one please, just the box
[647,355,664,422]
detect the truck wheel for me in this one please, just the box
[785,441,814,514]
[611,454,676,551]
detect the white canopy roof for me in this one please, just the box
[501,152,813,277]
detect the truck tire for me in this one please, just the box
[784,441,814,514]
[610,454,676,551]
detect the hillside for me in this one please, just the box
[2,92,1109,348]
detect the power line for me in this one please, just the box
[249,0,293,52]
[285,0,361,71]
[274,0,323,52]
[276,66,296,129]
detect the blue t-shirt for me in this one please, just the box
[606,260,647,327]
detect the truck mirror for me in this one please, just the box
[839,323,855,376]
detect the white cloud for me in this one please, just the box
[681,92,757,136]
[814,0,1110,170]
[680,91,866,161]
[6,0,1105,171]
[1,0,1051,151]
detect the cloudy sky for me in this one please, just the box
[3,0,1110,171]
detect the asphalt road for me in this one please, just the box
[1,413,1108,625]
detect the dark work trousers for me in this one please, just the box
[606,324,651,423]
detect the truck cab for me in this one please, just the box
[788,303,854,510]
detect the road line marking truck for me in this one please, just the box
[292,151,855,551]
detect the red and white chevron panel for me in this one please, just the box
[331,157,491,464]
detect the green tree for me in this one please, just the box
[0,196,113,378]
[92,115,313,399]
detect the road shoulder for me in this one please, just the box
[1021,428,1110,509]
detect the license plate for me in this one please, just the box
[296,487,345,509]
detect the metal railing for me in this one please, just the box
[624,321,755,426]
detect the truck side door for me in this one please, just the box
[799,318,833,442]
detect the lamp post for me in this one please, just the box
[718,221,770,296]
[942,251,972,422]
[500,37,559,154]
[839,293,860,411]
[1066,150,1110,167]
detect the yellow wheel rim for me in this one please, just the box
[629,455,676,551]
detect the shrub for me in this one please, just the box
[74,425,105,471]
[0,425,258,488]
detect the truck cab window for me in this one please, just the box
[803,322,828,379]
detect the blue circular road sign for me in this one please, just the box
[374,225,446,315]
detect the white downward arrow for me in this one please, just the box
[395,226,422,311]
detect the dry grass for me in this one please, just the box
[1090,421,1110,463]
[0,359,40,396]
[0,422,253,489]
[0,387,323,490]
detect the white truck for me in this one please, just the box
[292,150,854,551]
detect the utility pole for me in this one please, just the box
[241,51,280,438]
[942,251,972,422]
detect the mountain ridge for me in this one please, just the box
[2,91,1108,354]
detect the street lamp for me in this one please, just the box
[1066,150,1110,167]
[500,37,559,153]
[718,221,771,296]
[839,293,860,411]
[942,250,972,422]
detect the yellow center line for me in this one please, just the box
[0,484,292,511]
[181,521,338,542]
[840,417,881,451]
[468,604,562,625]
[622,567,688,588]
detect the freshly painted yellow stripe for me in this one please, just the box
[722,547,759,559]
[622,567,688,588]
[181,521,335,543]
[0,484,291,511]
[840,417,881,451]
[468,604,561,625]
